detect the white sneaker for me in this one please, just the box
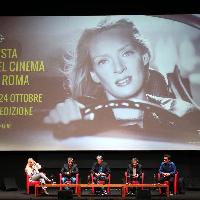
[103,190,108,195]
[43,189,49,195]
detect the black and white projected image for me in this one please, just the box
[0,15,200,150]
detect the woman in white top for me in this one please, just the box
[25,158,51,195]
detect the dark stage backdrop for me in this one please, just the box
[0,150,200,190]
[0,15,200,150]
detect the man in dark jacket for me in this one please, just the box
[61,157,78,191]
[158,154,176,195]
[127,157,143,183]
[127,157,143,195]
[91,155,111,195]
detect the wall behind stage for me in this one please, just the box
[0,150,200,190]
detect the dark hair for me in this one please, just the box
[163,154,171,160]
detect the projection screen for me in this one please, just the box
[0,15,200,150]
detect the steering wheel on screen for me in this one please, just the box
[51,98,200,142]
[79,99,181,129]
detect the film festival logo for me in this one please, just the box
[0,33,5,43]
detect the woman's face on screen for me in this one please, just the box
[89,27,149,99]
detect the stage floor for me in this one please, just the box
[0,189,199,200]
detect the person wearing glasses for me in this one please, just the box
[158,154,176,195]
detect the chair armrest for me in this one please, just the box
[108,174,111,184]
[76,173,79,184]
[59,173,62,184]
[142,172,144,184]
[125,171,128,183]
[91,173,94,183]
[158,172,161,180]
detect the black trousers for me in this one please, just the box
[93,176,108,193]
[128,177,141,193]
[159,175,174,193]
[93,175,108,184]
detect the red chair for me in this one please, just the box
[59,173,79,194]
[125,171,144,194]
[157,171,179,195]
[91,173,111,194]
[26,173,40,194]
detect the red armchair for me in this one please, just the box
[91,173,111,194]
[26,173,40,194]
[157,171,179,195]
[59,173,79,194]
[125,171,144,193]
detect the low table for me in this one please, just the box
[34,183,169,198]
